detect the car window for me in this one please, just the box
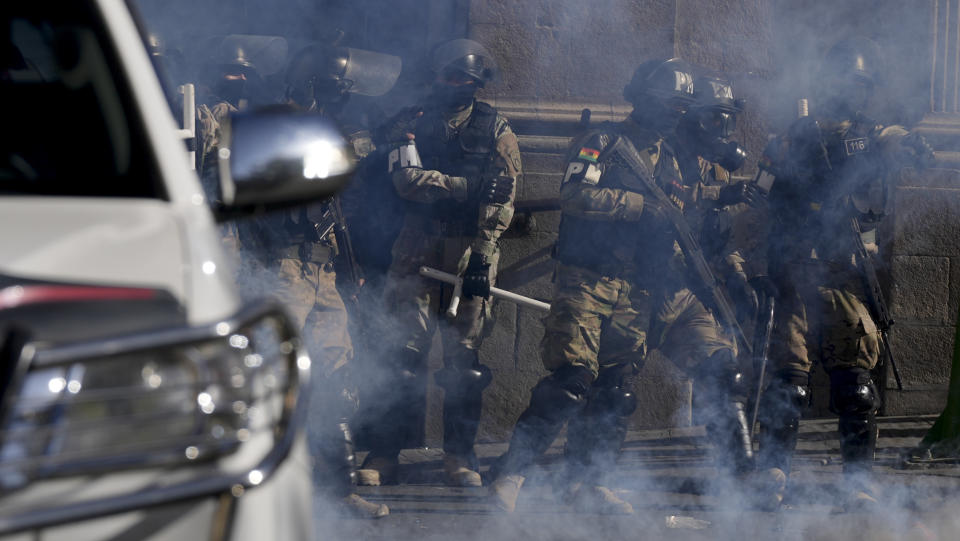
[0,2,165,199]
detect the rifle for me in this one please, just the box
[850,217,904,391]
[314,197,364,289]
[604,135,752,355]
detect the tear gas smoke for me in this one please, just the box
[131,0,959,540]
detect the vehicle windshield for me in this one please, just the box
[0,2,163,199]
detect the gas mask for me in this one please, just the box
[215,74,246,107]
[679,107,747,171]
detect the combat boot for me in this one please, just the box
[356,453,398,486]
[488,473,525,512]
[337,494,390,518]
[753,374,809,510]
[568,485,634,515]
[435,357,490,488]
[745,467,788,511]
[443,454,482,487]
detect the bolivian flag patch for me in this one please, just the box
[578,147,600,162]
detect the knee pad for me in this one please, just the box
[829,369,880,416]
[389,347,422,380]
[435,364,493,393]
[588,366,638,418]
[527,365,593,422]
[698,349,747,402]
[590,386,638,417]
[762,374,811,421]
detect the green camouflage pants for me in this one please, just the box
[273,256,352,378]
[383,229,497,364]
[770,258,880,376]
[540,263,734,379]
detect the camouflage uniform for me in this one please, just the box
[360,100,520,480]
[491,113,744,515]
[543,118,736,379]
[756,115,917,484]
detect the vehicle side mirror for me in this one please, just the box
[214,108,354,221]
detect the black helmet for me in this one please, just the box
[285,44,349,107]
[623,58,696,108]
[285,44,401,108]
[688,74,744,139]
[820,36,883,87]
[213,42,256,77]
[693,74,744,113]
[430,39,497,86]
[678,74,747,171]
[817,36,883,116]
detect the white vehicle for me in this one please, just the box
[0,1,354,539]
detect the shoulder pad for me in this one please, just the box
[493,112,512,138]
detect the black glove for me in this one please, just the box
[462,252,491,299]
[481,175,515,205]
[374,106,423,144]
[901,132,936,170]
[726,271,759,318]
[718,181,764,208]
[749,275,779,300]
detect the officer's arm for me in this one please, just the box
[471,118,520,258]
[391,166,472,203]
[558,134,651,220]
[559,181,648,221]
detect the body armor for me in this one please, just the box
[767,113,885,266]
[405,101,500,236]
[554,124,677,277]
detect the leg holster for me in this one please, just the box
[493,364,593,478]
[830,368,881,476]
[757,370,810,475]
[435,348,492,461]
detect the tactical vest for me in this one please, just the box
[406,101,499,235]
[554,123,677,277]
[769,114,885,264]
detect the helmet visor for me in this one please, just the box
[341,47,402,96]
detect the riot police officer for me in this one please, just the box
[356,39,521,488]
[669,73,771,484]
[233,44,401,518]
[196,43,258,196]
[488,58,756,514]
[754,37,934,510]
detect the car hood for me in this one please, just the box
[0,197,186,304]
